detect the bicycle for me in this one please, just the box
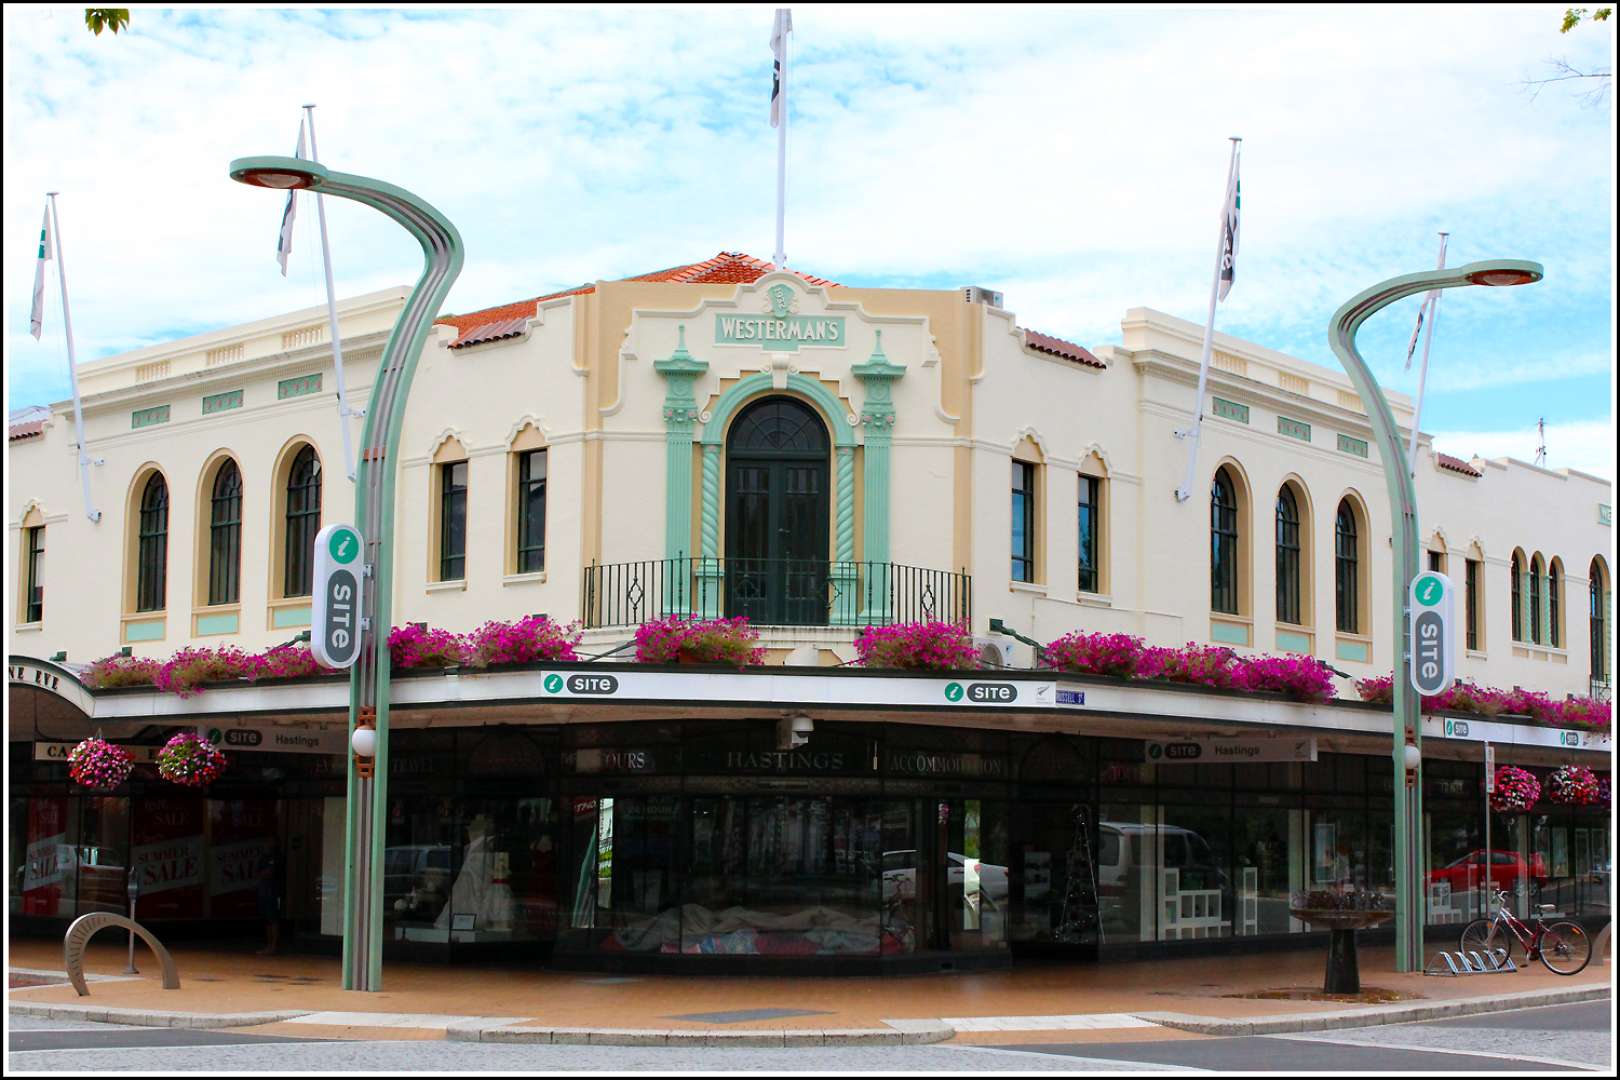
[1459,888,1592,975]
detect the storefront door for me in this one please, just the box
[725,396,830,626]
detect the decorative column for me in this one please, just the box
[1539,569,1553,647]
[654,326,707,614]
[851,330,905,623]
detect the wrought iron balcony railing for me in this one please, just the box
[580,556,971,630]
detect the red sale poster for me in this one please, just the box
[131,795,205,919]
[209,800,279,919]
[22,798,71,916]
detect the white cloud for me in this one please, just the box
[1430,419,1617,480]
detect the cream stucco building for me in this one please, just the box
[8,251,1613,699]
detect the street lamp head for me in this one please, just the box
[228,156,328,191]
[1466,267,1541,288]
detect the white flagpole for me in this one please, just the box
[303,104,359,482]
[773,11,791,269]
[46,192,101,524]
[1406,231,1448,475]
[1175,137,1241,503]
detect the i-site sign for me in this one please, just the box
[311,523,363,669]
[1408,571,1455,697]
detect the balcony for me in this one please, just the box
[580,557,971,630]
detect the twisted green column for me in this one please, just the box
[699,446,722,617]
[852,331,905,623]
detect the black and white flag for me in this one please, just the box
[770,9,792,127]
[1217,150,1241,301]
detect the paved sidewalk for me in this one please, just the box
[8,936,1610,1046]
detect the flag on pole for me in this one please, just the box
[770,8,792,127]
[276,118,307,276]
[1217,151,1241,301]
[1404,294,1432,368]
[30,203,51,339]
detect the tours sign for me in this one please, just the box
[311,523,363,669]
[1408,571,1455,696]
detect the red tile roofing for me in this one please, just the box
[8,420,45,441]
[1437,452,1482,477]
[1022,328,1105,369]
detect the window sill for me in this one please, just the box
[15,622,42,633]
[1077,591,1112,608]
[1465,649,1488,661]
[502,571,547,586]
[1009,580,1047,596]
[426,579,467,594]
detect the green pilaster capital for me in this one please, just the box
[654,324,709,430]
[852,329,905,429]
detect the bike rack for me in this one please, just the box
[1423,946,1516,976]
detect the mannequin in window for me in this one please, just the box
[436,813,515,932]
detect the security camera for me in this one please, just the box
[778,713,814,750]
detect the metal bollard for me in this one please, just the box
[124,876,141,974]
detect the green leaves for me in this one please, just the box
[84,8,130,36]
[1562,6,1614,33]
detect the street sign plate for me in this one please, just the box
[311,523,363,669]
[1409,571,1455,696]
[1484,743,1495,792]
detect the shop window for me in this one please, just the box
[283,445,322,598]
[207,459,242,606]
[136,472,169,612]
[15,796,79,917]
[78,796,130,915]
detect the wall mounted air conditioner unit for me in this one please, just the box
[973,636,1017,669]
[963,286,1004,308]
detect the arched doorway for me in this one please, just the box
[725,396,830,625]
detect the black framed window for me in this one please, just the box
[24,525,45,622]
[1334,500,1359,634]
[1428,550,1444,573]
[284,446,321,597]
[1529,556,1543,645]
[1511,552,1523,641]
[1275,487,1301,625]
[1549,562,1561,648]
[1077,474,1100,593]
[439,460,468,581]
[1466,558,1480,652]
[208,460,242,606]
[1011,461,1035,583]
[1591,560,1608,685]
[517,449,547,574]
[1210,468,1239,614]
[136,473,168,612]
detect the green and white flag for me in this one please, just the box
[30,203,51,339]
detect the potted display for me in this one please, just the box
[1288,889,1393,994]
[155,732,228,788]
[853,621,978,672]
[1490,765,1541,814]
[633,615,764,668]
[66,737,134,790]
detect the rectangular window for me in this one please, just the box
[439,461,468,581]
[25,526,44,622]
[277,374,323,400]
[1337,434,1369,458]
[130,405,169,429]
[1277,416,1312,442]
[1011,461,1035,583]
[1466,558,1480,651]
[1428,550,1444,573]
[516,449,547,573]
[1212,397,1250,424]
[1077,475,1099,593]
[201,389,244,415]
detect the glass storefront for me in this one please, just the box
[8,717,1612,970]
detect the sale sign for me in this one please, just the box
[208,800,279,919]
[131,796,205,919]
[22,798,71,916]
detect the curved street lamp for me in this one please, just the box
[1327,258,1542,973]
[230,156,464,991]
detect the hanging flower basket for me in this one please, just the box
[1546,765,1601,806]
[1489,765,1540,814]
[66,737,134,790]
[155,732,228,788]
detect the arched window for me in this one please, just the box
[1592,557,1610,687]
[1210,468,1240,615]
[284,445,322,597]
[1548,558,1562,649]
[1335,499,1360,634]
[208,460,242,606]
[137,473,169,612]
[1511,551,1524,641]
[1529,554,1544,645]
[1275,486,1301,625]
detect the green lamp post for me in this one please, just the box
[229,156,464,991]
[1327,258,1542,973]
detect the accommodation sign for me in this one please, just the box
[714,313,845,351]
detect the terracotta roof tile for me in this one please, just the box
[1437,452,1483,478]
[8,420,44,441]
[446,317,533,351]
[437,252,839,348]
[1022,328,1105,369]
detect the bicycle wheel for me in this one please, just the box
[1459,918,1502,959]
[1539,922,1592,975]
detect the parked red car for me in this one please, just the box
[1428,849,1548,893]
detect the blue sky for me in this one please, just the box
[4,5,1615,475]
